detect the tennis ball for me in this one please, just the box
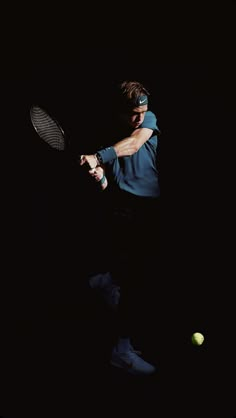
[191,332,204,346]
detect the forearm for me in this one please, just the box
[98,128,153,161]
[113,137,138,157]
[95,137,138,163]
[80,128,153,168]
[95,135,143,164]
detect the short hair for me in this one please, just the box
[116,80,150,110]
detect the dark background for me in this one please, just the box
[1,3,235,416]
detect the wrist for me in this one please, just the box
[94,152,102,166]
[99,175,106,185]
[96,147,117,164]
[98,174,108,191]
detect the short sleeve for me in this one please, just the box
[140,111,160,133]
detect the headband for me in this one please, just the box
[133,95,148,107]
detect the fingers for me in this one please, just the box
[79,154,98,169]
[89,167,104,181]
[80,156,94,170]
[79,155,85,166]
[89,167,97,175]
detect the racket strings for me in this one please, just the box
[31,106,65,151]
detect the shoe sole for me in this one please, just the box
[110,359,156,376]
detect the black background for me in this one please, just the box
[1,3,235,416]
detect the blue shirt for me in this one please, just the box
[106,111,160,198]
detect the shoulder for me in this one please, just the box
[141,111,160,133]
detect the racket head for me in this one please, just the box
[30,105,68,151]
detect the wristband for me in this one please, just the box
[99,175,106,185]
[95,153,103,165]
[96,147,117,164]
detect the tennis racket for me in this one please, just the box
[30,104,107,189]
[30,104,69,151]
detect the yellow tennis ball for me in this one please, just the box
[191,332,204,346]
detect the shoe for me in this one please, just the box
[110,346,156,376]
[88,272,120,309]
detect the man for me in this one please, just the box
[80,80,161,376]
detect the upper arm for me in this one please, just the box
[130,127,154,151]
[130,111,159,151]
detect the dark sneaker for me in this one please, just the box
[110,346,156,376]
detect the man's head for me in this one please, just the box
[117,81,150,129]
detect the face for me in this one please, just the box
[122,105,148,129]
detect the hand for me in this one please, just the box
[80,154,98,169]
[88,166,108,191]
[88,166,104,182]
